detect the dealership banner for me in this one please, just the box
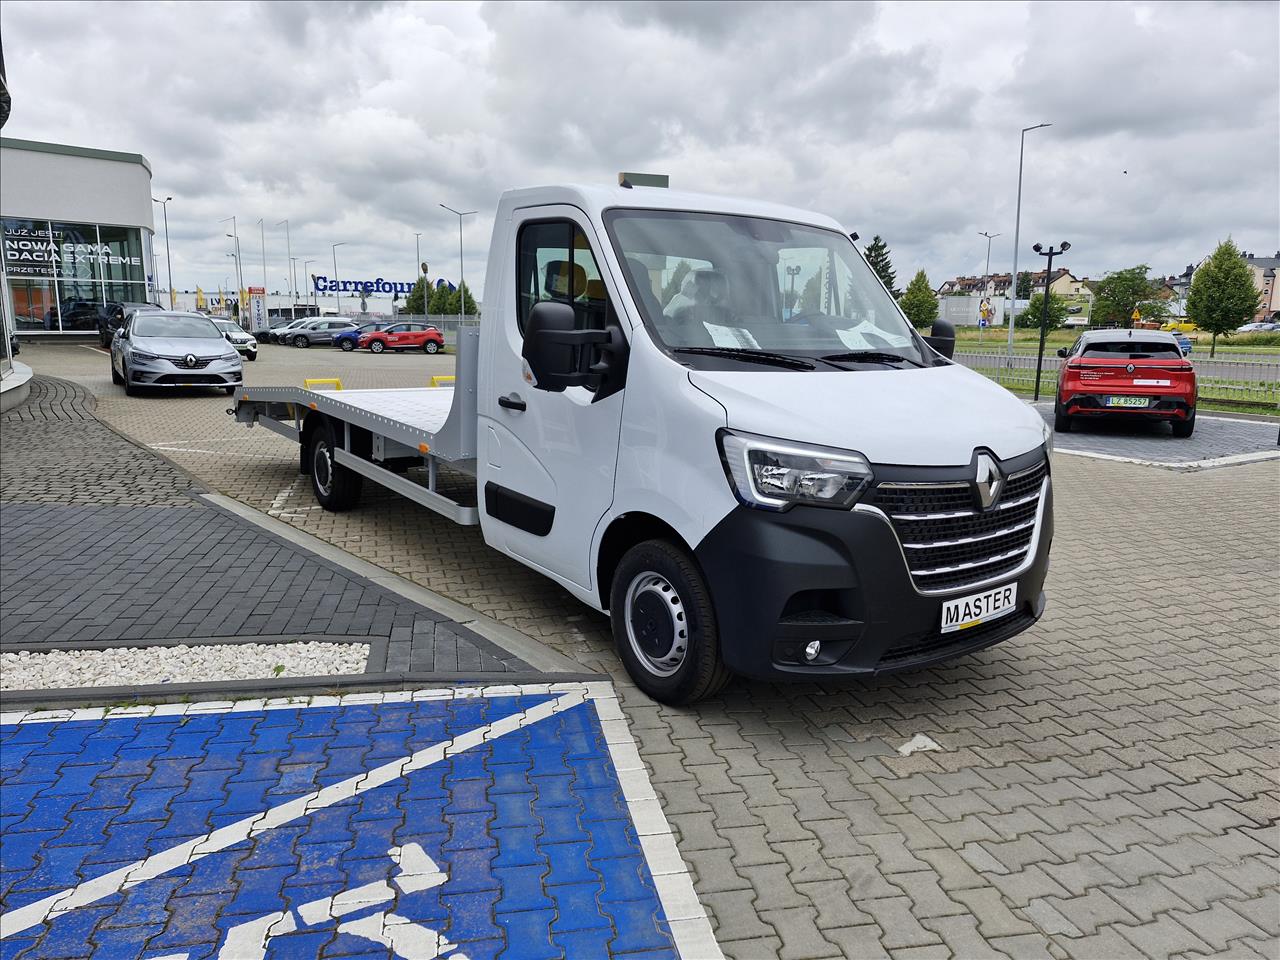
[2,219,144,279]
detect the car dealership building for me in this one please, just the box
[0,137,157,335]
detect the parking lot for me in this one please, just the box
[3,339,1278,959]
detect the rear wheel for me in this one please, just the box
[369,340,385,354]
[610,539,731,704]
[308,420,363,511]
[1053,402,1072,432]
[1172,410,1195,438]
[340,339,355,352]
[424,340,441,354]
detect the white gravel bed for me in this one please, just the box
[1,642,369,690]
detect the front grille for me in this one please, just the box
[871,459,1047,594]
[153,374,226,384]
[159,355,215,369]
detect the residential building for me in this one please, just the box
[1241,251,1279,320]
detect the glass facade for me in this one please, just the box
[2,218,151,331]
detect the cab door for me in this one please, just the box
[477,207,627,591]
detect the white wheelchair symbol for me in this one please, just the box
[152,843,469,960]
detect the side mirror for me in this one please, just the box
[1056,347,1068,358]
[923,317,956,360]
[225,332,234,342]
[522,300,612,392]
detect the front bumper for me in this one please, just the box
[129,357,243,387]
[1062,392,1194,420]
[233,342,258,357]
[694,483,1053,680]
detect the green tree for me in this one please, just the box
[863,235,897,296]
[445,281,479,318]
[1091,265,1170,326]
[898,270,938,329]
[1015,291,1069,330]
[403,276,428,314]
[1186,239,1262,357]
[426,283,452,315]
[1016,271,1033,300]
[661,260,693,307]
[798,271,824,314]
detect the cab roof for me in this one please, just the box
[497,183,847,234]
[1078,328,1180,343]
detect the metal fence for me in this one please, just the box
[954,351,1280,407]
[395,315,479,347]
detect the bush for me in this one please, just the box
[1229,331,1280,347]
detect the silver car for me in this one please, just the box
[110,311,244,396]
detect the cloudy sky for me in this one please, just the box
[2,0,1276,302]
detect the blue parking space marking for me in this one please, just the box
[0,685,720,960]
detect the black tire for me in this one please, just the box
[340,339,355,352]
[610,539,731,705]
[293,335,310,348]
[223,386,236,396]
[123,365,139,397]
[308,420,363,511]
[245,351,257,362]
[369,340,385,354]
[1172,410,1195,438]
[424,340,441,354]
[111,362,123,385]
[1053,408,1072,432]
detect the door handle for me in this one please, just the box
[498,393,526,412]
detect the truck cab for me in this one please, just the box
[236,182,1054,704]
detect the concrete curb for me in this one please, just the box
[198,492,587,675]
[0,670,604,710]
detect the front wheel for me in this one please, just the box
[123,365,139,397]
[424,341,441,354]
[610,539,731,704]
[340,339,355,352]
[1172,411,1196,438]
[369,340,385,354]
[245,351,256,362]
[223,386,236,396]
[308,420,363,510]
[293,335,310,348]
[111,362,123,385]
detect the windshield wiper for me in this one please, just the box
[820,351,925,368]
[673,347,815,370]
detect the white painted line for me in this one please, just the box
[0,690,584,939]
[592,694,723,960]
[1055,447,1280,470]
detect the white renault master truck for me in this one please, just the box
[234,181,1054,704]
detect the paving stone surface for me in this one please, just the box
[0,372,527,678]
[11,342,1280,959]
[1031,401,1280,465]
[0,685,715,959]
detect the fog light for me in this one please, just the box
[803,641,821,662]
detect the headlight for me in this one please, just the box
[1042,420,1054,458]
[717,429,874,511]
[221,351,240,362]
[130,350,160,363]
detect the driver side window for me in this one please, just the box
[516,220,609,337]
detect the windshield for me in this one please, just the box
[134,316,221,339]
[1081,340,1183,359]
[605,209,931,369]
[213,320,240,333]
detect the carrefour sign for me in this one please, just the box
[312,275,414,296]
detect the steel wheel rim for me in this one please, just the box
[623,571,688,678]
[314,442,333,495]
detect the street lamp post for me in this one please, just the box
[979,231,1000,345]
[415,232,423,316]
[440,204,476,324]
[331,243,346,316]
[785,264,801,316]
[220,216,244,311]
[256,219,268,306]
[1031,241,1071,401]
[302,259,316,313]
[225,253,240,319]
[277,220,294,320]
[1008,123,1051,358]
[152,196,174,309]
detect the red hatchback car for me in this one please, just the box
[1055,330,1197,437]
[359,322,445,354]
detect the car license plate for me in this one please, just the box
[941,583,1017,634]
[1106,395,1149,407]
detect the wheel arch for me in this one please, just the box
[596,511,696,611]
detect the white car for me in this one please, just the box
[111,311,244,396]
[213,319,258,361]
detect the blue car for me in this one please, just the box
[334,321,389,351]
[1174,333,1193,354]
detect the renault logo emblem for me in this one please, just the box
[1125,362,1135,373]
[184,354,197,367]
[974,453,1003,510]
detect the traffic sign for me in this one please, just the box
[1131,308,1142,322]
